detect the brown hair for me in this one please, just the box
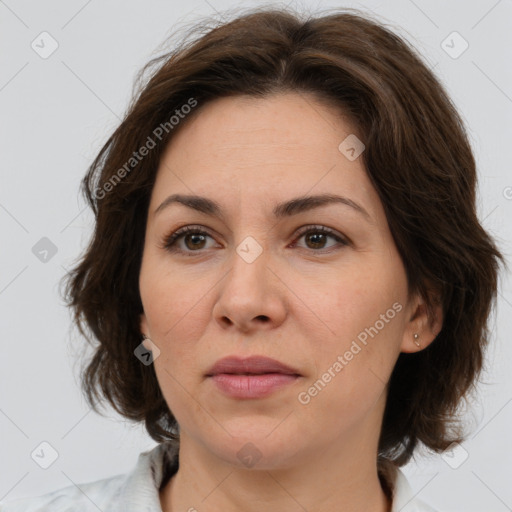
[61,5,506,472]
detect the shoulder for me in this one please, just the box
[0,473,126,512]
[0,442,179,512]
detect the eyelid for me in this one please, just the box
[289,225,350,253]
[293,225,349,243]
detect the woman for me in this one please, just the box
[1,5,505,512]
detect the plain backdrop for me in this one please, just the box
[1,0,511,510]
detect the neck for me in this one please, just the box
[159,431,392,512]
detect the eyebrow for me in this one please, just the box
[153,193,371,221]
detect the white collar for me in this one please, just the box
[388,464,438,512]
[1,442,438,511]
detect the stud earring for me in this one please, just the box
[413,333,421,348]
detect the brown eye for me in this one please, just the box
[304,232,328,249]
[183,232,208,250]
[293,226,348,252]
[163,226,216,254]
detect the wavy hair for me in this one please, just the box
[61,5,506,474]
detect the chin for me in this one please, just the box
[201,427,305,470]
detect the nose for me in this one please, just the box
[212,239,287,333]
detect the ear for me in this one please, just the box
[400,285,443,353]
[139,313,151,350]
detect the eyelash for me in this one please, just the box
[161,224,349,256]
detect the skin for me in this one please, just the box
[138,92,443,512]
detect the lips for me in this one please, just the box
[206,355,300,377]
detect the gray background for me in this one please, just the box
[1,0,511,510]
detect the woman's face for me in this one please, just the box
[139,92,430,468]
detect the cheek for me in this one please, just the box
[139,262,209,404]
[140,252,208,339]
[306,265,405,398]
[317,264,404,342]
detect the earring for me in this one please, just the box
[413,333,421,348]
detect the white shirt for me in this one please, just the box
[0,442,438,511]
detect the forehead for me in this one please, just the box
[162,92,360,160]
[151,92,379,219]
